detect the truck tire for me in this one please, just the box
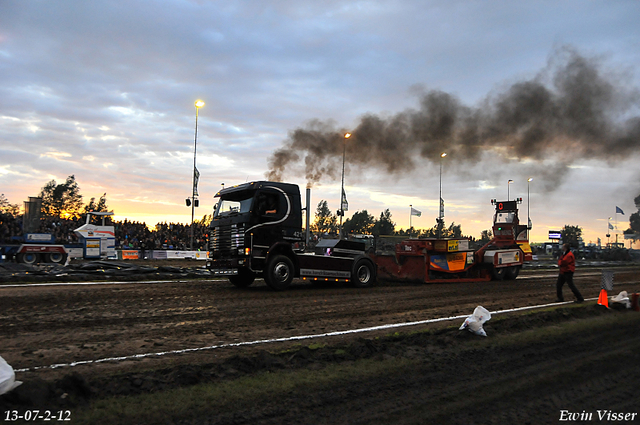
[16,252,39,265]
[352,258,376,288]
[504,265,521,280]
[264,255,294,291]
[45,252,67,264]
[229,267,256,288]
[491,266,506,281]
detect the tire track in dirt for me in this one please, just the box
[2,266,639,376]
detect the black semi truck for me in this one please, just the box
[206,181,376,290]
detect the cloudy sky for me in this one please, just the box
[1,0,639,245]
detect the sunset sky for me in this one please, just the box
[1,1,639,245]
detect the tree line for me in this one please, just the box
[0,176,214,250]
[0,175,213,226]
[3,175,639,244]
[0,175,110,220]
[311,200,475,240]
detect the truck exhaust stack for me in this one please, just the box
[306,186,311,249]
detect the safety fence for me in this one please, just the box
[66,248,208,261]
[120,250,208,260]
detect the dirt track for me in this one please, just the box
[1,263,640,424]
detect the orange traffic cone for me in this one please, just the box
[597,289,609,308]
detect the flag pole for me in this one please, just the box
[409,205,412,237]
[614,206,618,243]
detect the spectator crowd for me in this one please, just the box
[0,214,209,251]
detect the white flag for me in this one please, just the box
[411,207,421,217]
[341,188,348,211]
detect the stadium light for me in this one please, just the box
[190,100,204,250]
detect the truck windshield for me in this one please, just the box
[495,212,515,224]
[215,193,254,217]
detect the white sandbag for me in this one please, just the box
[459,306,492,337]
[0,356,22,395]
[611,291,630,309]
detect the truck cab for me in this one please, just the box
[207,181,375,290]
[74,211,116,259]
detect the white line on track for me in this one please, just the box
[14,297,597,373]
[517,271,604,280]
[0,270,604,289]
[0,279,223,289]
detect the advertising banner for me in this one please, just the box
[430,252,468,272]
[152,250,167,260]
[84,238,101,259]
[497,250,520,265]
[166,250,195,259]
[66,247,84,259]
[122,250,139,260]
[25,233,54,243]
[434,239,469,252]
[148,250,208,260]
[194,251,208,260]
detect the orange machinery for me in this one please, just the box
[372,199,531,283]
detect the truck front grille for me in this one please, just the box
[209,223,245,258]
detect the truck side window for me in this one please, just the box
[256,192,281,218]
[265,194,278,214]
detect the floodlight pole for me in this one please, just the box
[190,100,204,250]
[339,132,350,239]
[527,178,532,232]
[437,153,446,239]
[410,205,413,238]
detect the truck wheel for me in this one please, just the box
[45,252,67,264]
[505,266,521,280]
[352,259,376,288]
[264,255,294,291]
[16,252,39,265]
[229,268,256,288]
[491,266,506,281]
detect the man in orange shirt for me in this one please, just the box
[556,243,584,303]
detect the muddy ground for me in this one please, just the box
[1,263,640,424]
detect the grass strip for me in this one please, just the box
[72,307,639,424]
[73,357,413,424]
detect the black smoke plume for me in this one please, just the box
[266,47,640,186]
